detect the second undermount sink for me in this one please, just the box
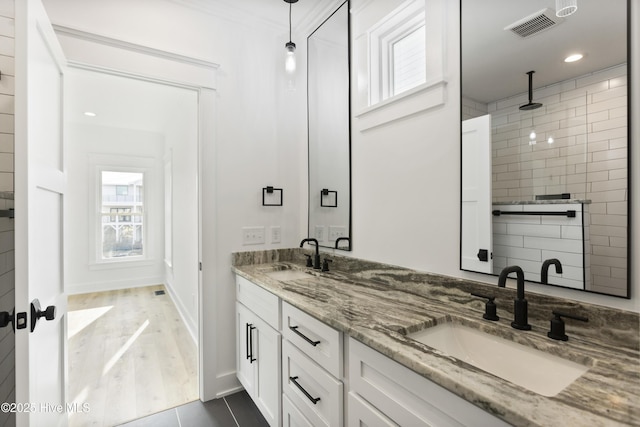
[265,269,313,281]
[407,321,589,397]
[258,264,315,281]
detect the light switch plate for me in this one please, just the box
[271,226,281,244]
[242,226,266,245]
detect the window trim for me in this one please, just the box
[355,0,447,131]
[88,157,154,268]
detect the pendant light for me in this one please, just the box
[284,0,298,74]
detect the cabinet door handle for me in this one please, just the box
[289,376,320,404]
[246,323,257,362]
[249,324,256,363]
[245,323,251,360]
[289,325,320,347]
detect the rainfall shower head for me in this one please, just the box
[520,71,543,111]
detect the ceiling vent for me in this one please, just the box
[505,8,564,38]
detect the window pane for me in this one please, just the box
[101,171,144,259]
[393,25,426,96]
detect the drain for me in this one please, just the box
[154,290,166,296]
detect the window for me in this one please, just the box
[392,24,426,96]
[354,0,446,131]
[116,185,128,196]
[100,171,144,260]
[369,0,426,104]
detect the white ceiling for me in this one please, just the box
[462,0,627,104]
[167,0,340,34]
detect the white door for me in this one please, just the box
[14,0,68,426]
[461,115,493,273]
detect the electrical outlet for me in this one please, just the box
[271,226,281,244]
[315,225,325,242]
[329,226,347,241]
[242,226,266,245]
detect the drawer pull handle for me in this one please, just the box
[289,326,321,346]
[289,376,321,404]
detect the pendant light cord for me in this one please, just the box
[289,2,292,43]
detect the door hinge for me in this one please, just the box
[477,249,489,262]
[199,262,202,271]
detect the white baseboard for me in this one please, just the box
[215,371,243,400]
[163,281,198,346]
[66,276,165,295]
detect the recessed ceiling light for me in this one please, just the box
[564,54,583,63]
[84,111,97,117]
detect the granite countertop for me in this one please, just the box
[231,249,639,427]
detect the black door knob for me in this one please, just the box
[0,309,15,331]
[30,299,56,333]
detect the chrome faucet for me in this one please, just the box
[541,258,563,284]
[498,266,531,330]
[300,238,321,269]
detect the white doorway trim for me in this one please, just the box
[55,27,219,400]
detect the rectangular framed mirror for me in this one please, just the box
[460,0,630,298]
[308,0,352,250]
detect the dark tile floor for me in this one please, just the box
[117,390,269,427]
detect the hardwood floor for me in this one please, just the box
[68,285,198,427]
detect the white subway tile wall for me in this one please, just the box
[492,203,589,290]
[487,65,628,295]
[462,96,488,120]
[0,0,15,426]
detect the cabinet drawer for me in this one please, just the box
[282,302,342,378]
[283,340,343,427]
[348,338,510,427]
[236,275,280,329]
[283,394,314,427]
[347,392,397,427]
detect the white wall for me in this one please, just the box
[65,123,165,293]
[348,0,460,275]
[42,0,307,399]
[162,90,199,341]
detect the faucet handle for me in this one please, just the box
[470,292,499,321]
[547,310,588,341]
[321,258,332,272]
[303,254,313,267]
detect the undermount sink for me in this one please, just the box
[407,321,589,397]
[265,269,313,281]
[260,265,315,281]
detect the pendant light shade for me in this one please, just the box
[556,0,577,17]
[284,0,298,74]
[285,41,296,73]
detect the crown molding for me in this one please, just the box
[52,24,219,70]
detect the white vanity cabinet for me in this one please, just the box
[235,274,509,427]
[348,337,510,427]
[236,276,282,427]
